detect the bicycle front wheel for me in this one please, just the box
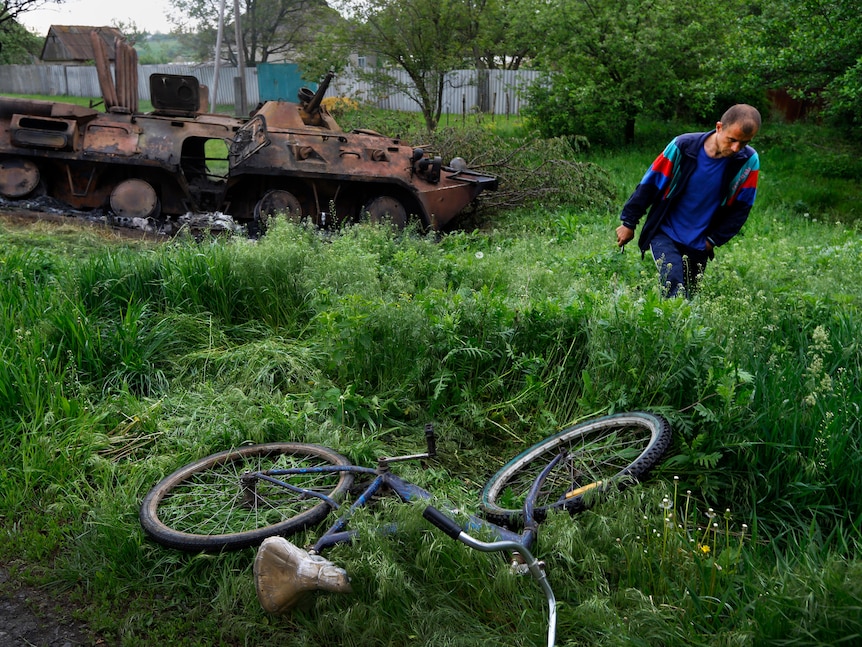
[481,412,672,525]
[140,443,354,551]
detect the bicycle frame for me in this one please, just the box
[252,428,562,647]
[146,413,670,646]
[250,458,527,553]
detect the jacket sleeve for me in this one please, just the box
[706,151,760,247]
[620,139,679,229]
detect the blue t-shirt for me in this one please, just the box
[660,146,727,250]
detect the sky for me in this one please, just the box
[19,0,176,36]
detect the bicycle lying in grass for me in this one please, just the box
[140,412,672,646]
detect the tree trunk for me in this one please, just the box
[625,116,636,144]
[476,66,490,113]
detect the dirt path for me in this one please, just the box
[0,568,99,647]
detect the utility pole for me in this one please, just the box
[233,0,248,115]
[211,0,226,112]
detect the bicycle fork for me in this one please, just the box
[423,506,557,647]
[422,452,564,647]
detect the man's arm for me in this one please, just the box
[616,138,681,246]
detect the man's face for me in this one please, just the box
[713,122,758,157]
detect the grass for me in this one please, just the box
[1,117,861,646]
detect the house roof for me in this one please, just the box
[40,25,125,63]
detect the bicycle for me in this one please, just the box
[140,411,672,646]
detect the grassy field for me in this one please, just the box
[1,114,861,646]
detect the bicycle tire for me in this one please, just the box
[140,442,355,551]
[481,412,672,525]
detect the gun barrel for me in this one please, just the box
[304,71,335,115]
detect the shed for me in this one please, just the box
[40,25,124,63]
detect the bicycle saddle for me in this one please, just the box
[254,536,352,614]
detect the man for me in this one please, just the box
[615,104,761,297]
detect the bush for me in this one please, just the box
[824,58,862,141]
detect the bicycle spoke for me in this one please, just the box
[482,413,672,523]
[156,453,344,537]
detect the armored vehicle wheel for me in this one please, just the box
[0,158,40,198]
[254,190,304,230]
[363,195,408,229]
[110,179,161,219]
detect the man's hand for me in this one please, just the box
[616,224,635,247]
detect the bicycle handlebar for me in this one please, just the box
[422,505,557,647]
[422,505,463,540]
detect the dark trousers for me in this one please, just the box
[649,232,710,298]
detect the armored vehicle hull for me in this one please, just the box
[0,40,497,235]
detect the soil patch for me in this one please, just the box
[0,567,100,647]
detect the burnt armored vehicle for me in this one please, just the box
[0,39,497,234]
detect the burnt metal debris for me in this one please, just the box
[0,37,498,236]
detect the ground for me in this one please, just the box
[0,567,100,647]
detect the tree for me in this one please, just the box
[314,0,479,131]
[717,0,862,137]
[0,16,41,63]
[1,0,61,63]
[167,0,336,65]
[523,0,739,145]
[458,0,541,112]
[468,0,539,71]
[300,0,540,125]
[0,0,63,32]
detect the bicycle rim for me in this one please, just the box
[480,412,672,524]
[140,442,354,551]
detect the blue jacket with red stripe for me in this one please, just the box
[620,130,760,256]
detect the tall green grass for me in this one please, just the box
[1,121,861,646]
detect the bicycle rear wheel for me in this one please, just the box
[481,412,672,525]
[140,442,354,551]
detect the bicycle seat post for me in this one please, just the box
[424,423,437,458]
[376,423,437,472]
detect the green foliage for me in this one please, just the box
[1,120,862,645]
[717,0,862,138]
[166,0,339,66]
[522,0,738,144]
[823,57,862,140]
[133,33,200,65]
[319,0,475,131]
[0,19,41,64]
[747,123,862,220]
[335,105,618,216]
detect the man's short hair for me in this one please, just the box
[721,104,762,136]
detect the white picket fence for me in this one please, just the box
[0,64,542,116]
